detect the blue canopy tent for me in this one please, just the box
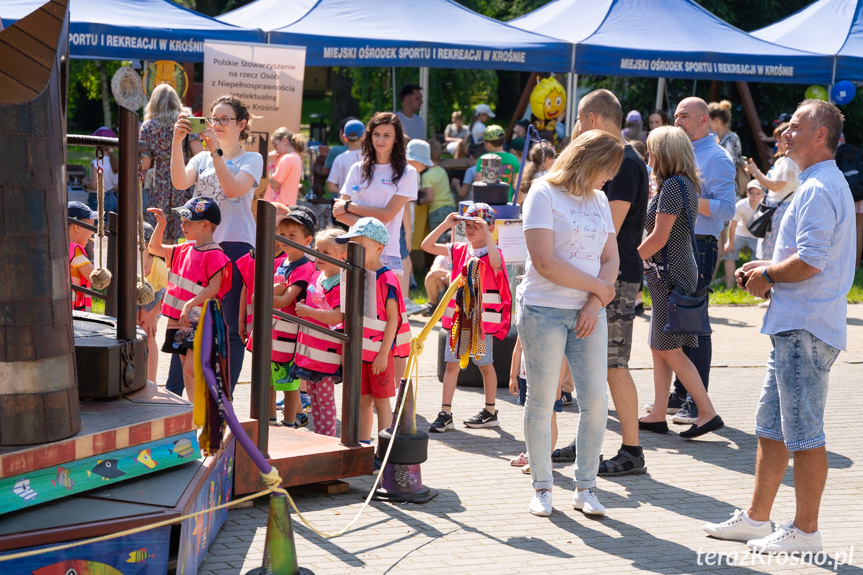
[510,0,834,134]
[751,0,863,82]
[258,0,571,72]
[216,0,317,30]
[510,0,833,83]
[0,0,263,62]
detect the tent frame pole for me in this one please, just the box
[420,66,429,138]
[655,78,666,111]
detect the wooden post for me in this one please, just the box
[736,82,774,169]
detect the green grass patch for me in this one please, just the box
[68,145,95,168]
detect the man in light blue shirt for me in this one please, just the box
[703,100,855,553]
[668,97,736,422]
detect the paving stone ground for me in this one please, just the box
[157,305,863,574]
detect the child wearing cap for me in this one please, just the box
[336,217,411,447]
[421,203,512,432]
[292,228,348,437]
[148,198,232,401]
[68,201,98,312]
[270,209,317,427]
[326,119,365,196]
[474,125,521,202]
[420,140,457,232]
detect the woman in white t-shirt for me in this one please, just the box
[744,122,800,259]
[171,95,263,393]
[333,112,418,273]
[518,131,621,518]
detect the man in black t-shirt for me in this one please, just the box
[552,89,649,476]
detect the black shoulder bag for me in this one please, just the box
[661,176,712,336]
[746,192,792,238]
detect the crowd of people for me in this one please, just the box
[67,81,856,555]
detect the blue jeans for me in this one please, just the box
[755,330,839,451]
[518,303,608,490]
[87,190,118,218]
[673,236,718,397]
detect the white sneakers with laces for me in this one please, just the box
[529,489,553,516]
[747,521,822,553]
[703,509,772,541]
[572,488,606,516]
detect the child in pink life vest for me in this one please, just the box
[148,197,232,401]
[236,239,287,349]
[270,208,317,427]
[292,228,347,437]
[335,218,411,446]
[420,202,511,433]
[68,201,98,312]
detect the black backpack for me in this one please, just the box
[835,143,863,202]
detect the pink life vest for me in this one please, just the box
[362,269,411,363]
[442,243,512,339]
[271,257,315,363]
[161,243,231,321]
[237,250,287,346]
[294,271,343,376]
[70,243,92,311]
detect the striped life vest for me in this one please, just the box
[161,243,231,321]
[236,249,286,342]
[294,271,343,376]
[362,269,411,362]
[271,257,315,363]
[70,243,92,312]
[442,243,512,339]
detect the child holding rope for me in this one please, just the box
[148,198,232,401]
[293,228,348,437]
[270,209,317,427]
[421,202,511,432]
[68,201,98,312]
[335,218,411,450]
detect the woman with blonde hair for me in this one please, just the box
[708,100,742,166]
[519,130,622,517]
[140,83,186,240]
[267,128,307,206]
[637,126,724,439]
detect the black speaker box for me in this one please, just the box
[73,312,148,400]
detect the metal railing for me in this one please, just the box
[250,200,366,455]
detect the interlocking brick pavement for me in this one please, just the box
[155,305,863,574]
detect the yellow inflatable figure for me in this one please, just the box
[529,76,566,147]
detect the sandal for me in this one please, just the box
[551,442,576,463]
[509,452,529,467]
[597,448,647,477]
[520,463,531,474]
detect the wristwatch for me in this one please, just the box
[345,200,352,214]
[212,148,223,158]
[762,268,775,284]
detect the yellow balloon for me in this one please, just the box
[804,85,828,101]
[530,76,567,122]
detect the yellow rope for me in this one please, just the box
[0,278,468,558]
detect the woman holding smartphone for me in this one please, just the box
[171,94,263,393]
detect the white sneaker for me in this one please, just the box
[747,521,822,554]
[529,489,552,517]
[572,488,606,516]
[703,509,772,541]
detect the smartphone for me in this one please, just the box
[188,117,207,133]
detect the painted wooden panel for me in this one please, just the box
[0,431,200,514]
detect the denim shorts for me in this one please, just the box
[444,333,494,366]
[722,234,759,261]
[755,329,840,451]
[399,226,410,259]
[383,255,403,275]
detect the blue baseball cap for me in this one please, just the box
[457,202,496,226]
[335,217,389,246]
[68,201,98,221]
[173,196,221,225]
[344,119,365,140]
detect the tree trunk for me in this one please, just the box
[329,67,360,144]
[94,60,111,128]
